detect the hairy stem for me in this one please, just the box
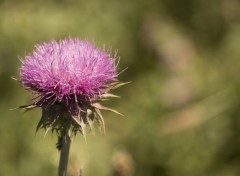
[58,127,71,176]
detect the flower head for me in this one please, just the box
[18,37,126,142]
[21,38,117,105]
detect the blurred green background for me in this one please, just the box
[1,0,240,175]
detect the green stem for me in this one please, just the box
[58,127,71,176]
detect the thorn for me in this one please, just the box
[101,93,120,98]
[87,109,95,135]
[44,128,50,137]
[9,107,18,110]
[92,103,124,116]
[95,108,106,134]
[11,76,18,81]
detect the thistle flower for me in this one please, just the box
[17,37,127,176]
[18,37,126,141]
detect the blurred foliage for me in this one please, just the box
[1,0,240,175]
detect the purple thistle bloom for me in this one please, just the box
[18,37,126,141]
[20,38,117,106]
